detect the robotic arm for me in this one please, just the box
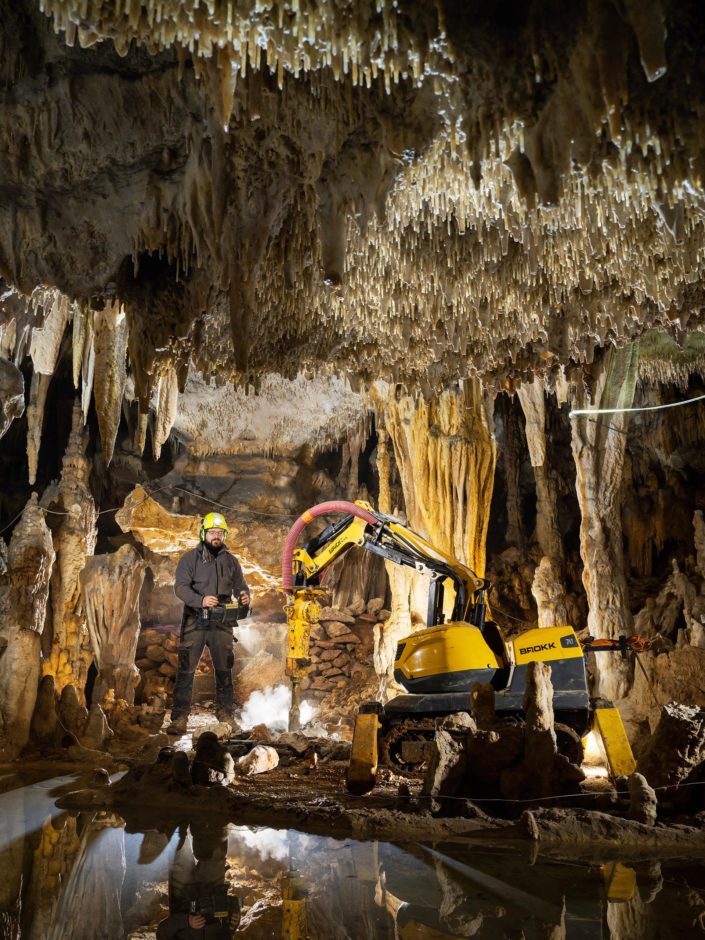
[281,500,487,730]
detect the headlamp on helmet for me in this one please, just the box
[200,512,228,542]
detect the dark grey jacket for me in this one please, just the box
[174,545,249,616]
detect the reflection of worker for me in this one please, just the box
[167,512,250,734]
[156,823,241,939]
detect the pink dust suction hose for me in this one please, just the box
[281,501,378,592]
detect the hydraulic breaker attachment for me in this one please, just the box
[284,588,325,731]
[592,702,637,778]
[346,701,383,795]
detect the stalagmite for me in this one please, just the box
[80,544,146,705]
[570,344,640,701]
[42,403,98,696]
[0,494,55,760]
[92,301,128,465]
[0,357,24,439]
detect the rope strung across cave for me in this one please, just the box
[0,479,298,537]
[569,392,705,418]
[0,481,174,535]
[347,776,705,807]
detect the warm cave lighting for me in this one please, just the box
[582,731,609,780]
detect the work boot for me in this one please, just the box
[215,708,236,726]
[165,715,188,735]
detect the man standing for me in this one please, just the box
[167,512,250,734]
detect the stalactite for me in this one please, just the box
[0,494,55,760]
[570,343,640,701]
[42,403,98,697]
[151,366,179,461]
[92,301,128,465]
[80,544,146,705]
[26,372,51,486]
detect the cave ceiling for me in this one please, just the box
[1,0,705,436]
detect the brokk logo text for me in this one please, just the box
[519,642,556,655]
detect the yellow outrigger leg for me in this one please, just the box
[346,702,383,795]
[592,702,637,778]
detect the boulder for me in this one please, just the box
[423,713,475,811]
[278,731,311,755]
[318,607,355,624]
[324,621,355,639]
[193,721,233,742]
[638,703,705,787]
[367,598,385,615]
[628,773,657,826]
[145,644,166,663]
[191,731,235,786]
[236,744,279,776]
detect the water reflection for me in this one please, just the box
[0,773,704,938]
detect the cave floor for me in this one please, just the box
[3,767,705,939]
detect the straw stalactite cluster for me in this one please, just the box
[1,0,705,440]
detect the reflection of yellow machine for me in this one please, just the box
[281,853,308,940]
[281,500,637,794]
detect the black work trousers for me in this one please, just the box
[171,621,235,718]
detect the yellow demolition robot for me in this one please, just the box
[281,500,637,794]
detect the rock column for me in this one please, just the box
[0,494,55,759]
[570,344,640,700]
[42,403,98,696]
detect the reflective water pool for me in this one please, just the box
[1,771,704,938]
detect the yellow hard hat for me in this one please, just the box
[199,511,228,541]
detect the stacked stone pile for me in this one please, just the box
[301,597,389,695]
[135,626,213,701]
